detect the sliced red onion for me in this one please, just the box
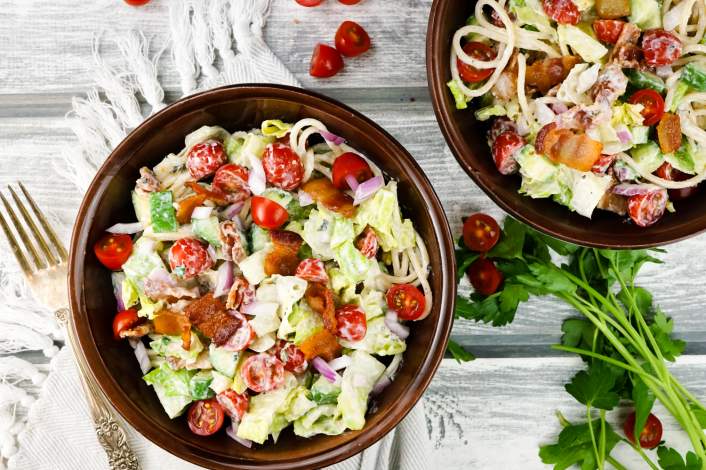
[328,355,351,371]
[248,156,266,195]
[111,272,126,311]
[616,126,632,144]
[319,129,346,145]
[353,175,384,206]
[214,261,235,298]
[312,356,341,383]
[207,244,218,263]
[612,183,664,196]
[384,311,410,340]
[550,102,568,114]
[371,375,391,396]
[223,201,245,220]
[226,423,253,448]
[132,340,151,374]
[106,222,144,234]
[345,174,360,191]
[191,206,213,219]
[298,190,314,206]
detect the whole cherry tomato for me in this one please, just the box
[187,140,227,180]
[463,213,501,252]
[624,412,663,449]
[335,305,367,341]
[310,44,344,78]
[629,89,665,126]
[112,309,139,340]
[94,233,133,270]
[240,353,285,393]
[262,143,304,190]
[386,284,426,321]
[251,196,289,229]
[335,21,371,57]
[187,399,225,436]
[331,152,373,189]
[456,42,496,83]
[467,258,503,296]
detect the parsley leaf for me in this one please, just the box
[447,339,475,363]
[526,263,577,295]
[617,286,653,318]
[632,375,656,440]
[651,310,686,361]
[539,418,621,470]
[657,446,704,470]
[487,217,526,259]
[528,229,579,256]
[455,284,528,327]
[561,318,595,349]
[564,362,620,410]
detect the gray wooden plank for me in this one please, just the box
[0,0,433,96]
[2,107,706,356]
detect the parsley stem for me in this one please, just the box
[629,440,660,470]
[599,410,607,467]
[586,406,603,470]
[551,345,654,380]
[606,455,629,470]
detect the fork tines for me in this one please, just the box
[0,182,67,275]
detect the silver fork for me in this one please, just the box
[0,182,139,470]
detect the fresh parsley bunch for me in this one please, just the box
[451,217,706,470]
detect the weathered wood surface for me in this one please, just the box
[2,1,706,468]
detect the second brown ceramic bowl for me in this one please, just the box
[427,0,706,248]
[68,84,455,469]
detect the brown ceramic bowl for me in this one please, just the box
[427,0,706,248]
[68,84,455,469]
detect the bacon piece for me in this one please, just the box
[219,221,247,263]
[609,22,641,68]
[185,293,242,346]
[153,311,192,350]
[176,194,208,224]
[301,178,356,218]
[118,322,153,340]
[526,56,581,94]
[355,226,379,259]
[264,230,303,276]
[136,167,161,194]
[590,64,628,105]
[305,282,337,334]
[657,113,682,154]
[186,181,229,206]
[226,276,255,310]
[298,329,342,361]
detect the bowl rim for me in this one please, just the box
[425,0,706,249]
[68,83,456,469]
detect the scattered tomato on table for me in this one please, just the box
[295,0,325,5]
[310,44,345,78]
[624,412,663,449]
[335,21,371,57]
[123,0,151,5]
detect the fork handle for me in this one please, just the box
[55,308,140,470]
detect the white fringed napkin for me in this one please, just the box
[0,1,430,469]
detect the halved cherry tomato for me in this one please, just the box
[492,131,524,175]
[642,29,682,67]
[112,309,139,340]
[335,21,371,57]
[251,196,289,229]
[628,189,668,227]
[335,305,367,341]
[655,162,699,200]
[216,390,249,421]
[355,226,379,258]
[124,0,151,5]
[488,117,518,143]
[241,353,285,393]
[542,0,580,25]
[296,0,324,5]
[629,89,665,126]
[94,233,133,270]
[331,152,373,189]
[213,163,250,196]
[272,340,309,374]
[262,143,304,190]
[187,399,225,436]
[593,20,625,44]
[456,42,496,83]
[168,238,214,279]
[310,44,344,78]
[624,412,663,449]
[386,284,426,321]
[338,0,362,4]
[187,140,227,180]
[463,213,501,252]
[467,258,503,296]
[295,258,329,283]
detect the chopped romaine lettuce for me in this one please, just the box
[250,306,281,337]
[189,371,215,400]
[629,0,661,29]
[210,370,233,394]
[261,120,293,139]
[354,182,415,252]
[334,241,374,284]
[557,25,608,63]
[121,276,139,309]
[339,316,407,356]
[555,166,612,218]
[630,141,664,174]
[281,386,316,422]
[557,63,601,105]
[665,140,697,174]
[250,225,270,252]
[337,351,386,431]
[239,250,268,285]
[302,209,336,260]
[132,191,152,226]
[310,375,342,405]
[669,81,690,112]
[474,105,507,121]
[192,216,221,247]
[611,103,645,128]
[294,405,347,438]
[224,132,247,162]
[149,334,204,364]
[292,301,325,345]
[625,69,666,93]
[516,146,562,199]
[262,188,293,209]
[447,80,469,110]
[149,191,178,233]
[681,63,706,92]
[273,275,308,315]
[143,363,194,418]
[330,215,355,249]
[237,372,297,444]
[122,238,166,289]
[249,333,277,353]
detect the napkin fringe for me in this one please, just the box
[0,1,299,466]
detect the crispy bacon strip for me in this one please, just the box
[176,194,208,224]
[219,221,247,262]
[301,178,356,218]
[609,22,641,68]
[186,181,229,206]
[153,311,192,350]
[184,293,242,346]
[264,230,303,276]
[657,113,682,154]
[298,329,342,361]
[305,282,337,334]
[526,56,581,94]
